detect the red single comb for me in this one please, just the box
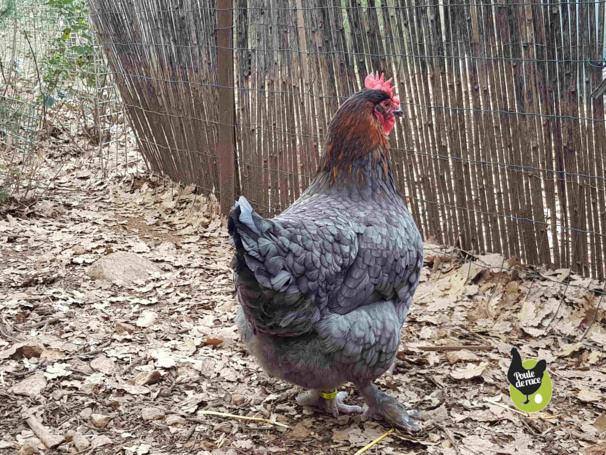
[365,72,400,105]
[365,71,394,96]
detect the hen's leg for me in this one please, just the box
[296,389,363,417]
[359,383,421,432]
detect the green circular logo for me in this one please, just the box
[509,359,552,412]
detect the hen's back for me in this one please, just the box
[230,182,422,338]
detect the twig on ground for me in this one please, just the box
[477,424,505,434]
[10,363,48,378]
[121,355,145,376]
[483,397,526,416]
[26,415,65,449]
[417,345,493,352]
[437,424,461,455]
[196,410,290,428]
[520,417,540,436]
[354,428,394,455]
[182,425,196,444]
[22,316,62,329]
[541,427,555,437]
[74,339,112,359]
[0,321,20,342]
[418,371,444,389]
[189,432,200,452]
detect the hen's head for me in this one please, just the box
[363,72,403,134]
[320,72,403,177]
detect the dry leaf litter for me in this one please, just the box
[0,131,605,455]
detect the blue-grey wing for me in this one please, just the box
[228,196,358,336]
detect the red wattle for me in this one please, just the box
[375,111,395,134]
[384,116,395,134]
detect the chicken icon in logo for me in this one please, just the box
[507,347,552,412]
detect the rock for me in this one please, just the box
[115,322,137,334]
[10,372,47,397]
[72,433,90,451]
[79,408,93,420]
[64,430,76,443]
[165,415,187,426]
[87,252,161,286]
[90,414,111,429]
[90,435,112,449]
[90,355,116,374]
[18,442,39,455]
[72,245,86,255]
[232,395,246,406]
[141,407,165,421]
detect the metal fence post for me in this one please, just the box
[217,0,236,215]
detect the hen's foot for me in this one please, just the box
[296,390,363,418]
[360,384,421,432]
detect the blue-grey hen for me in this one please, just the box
[228,73,423,431]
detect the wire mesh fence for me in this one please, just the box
[61,23,128,177]
[0,1,56,195]
[89,0,606,290]
[0,0,126,196]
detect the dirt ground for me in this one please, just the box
[1,133,605,455]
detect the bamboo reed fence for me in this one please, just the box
[89,0,606,281]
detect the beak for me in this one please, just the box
[393,108,403,117]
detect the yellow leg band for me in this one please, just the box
[321,390,338,400]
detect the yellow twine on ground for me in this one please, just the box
[198,410,290,428]
[353,428,394,455]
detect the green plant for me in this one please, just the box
[40,0,95,108]
[0,0,15,23]
[0,186,9,204]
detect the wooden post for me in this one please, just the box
[217,0,236,215]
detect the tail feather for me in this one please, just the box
[228,195,319,336]
[229,197,266,257]
[229,196,291,293]
[231,196,260,235]
[229,196,259,248]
